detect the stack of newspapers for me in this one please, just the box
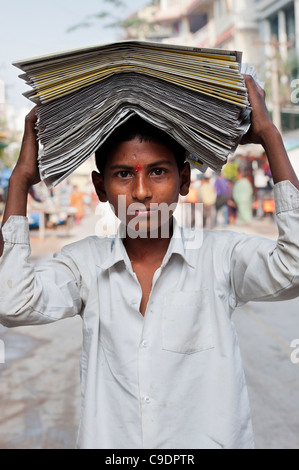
[14,41,251,187]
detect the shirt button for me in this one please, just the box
[141,340,148,348]
[131,299,138,306]
[144,396,150,404]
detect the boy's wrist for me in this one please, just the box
[9,167,35,193]
[259,122,279,145]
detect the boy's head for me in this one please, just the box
[92,115,191,236]
[94,115,187,176]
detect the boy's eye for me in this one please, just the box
[151,168,166,176]
[114,168,167,178]
[116,171,132,178]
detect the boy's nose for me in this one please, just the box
[132,173,152,201]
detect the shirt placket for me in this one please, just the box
[136,266,163,449]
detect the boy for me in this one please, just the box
[0,76,299,449]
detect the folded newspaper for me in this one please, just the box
[13,41,252,187]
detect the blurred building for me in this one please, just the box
[124,0,299,131]
[256,0,299,131]
[257,0,299,61]
[124,0,261,66]
[125,0,299,67]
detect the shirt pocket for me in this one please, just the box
[162,289,214,354]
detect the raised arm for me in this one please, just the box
[0,107,40,256]
[241,75,299,189]
[228,76,299,306]
[0,107,83,326]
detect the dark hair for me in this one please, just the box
[95,115,186,175]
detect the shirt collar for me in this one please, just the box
[96,224,128,271]
[161,217,195,269]
[97,218,196,271]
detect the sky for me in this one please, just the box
[0,0,149,110]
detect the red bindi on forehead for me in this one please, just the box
[135,164,143,172]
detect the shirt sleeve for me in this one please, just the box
[229,180,299,308]
[0,216,82,327]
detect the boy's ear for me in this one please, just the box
[179,162,191,197]
[92,171,108,203]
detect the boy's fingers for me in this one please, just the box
[23,107,39,150]
[24,107,39,135]
[243,74,265,102]
[25,106,38,125]
[240,73,272,146]
[14,106,41,185]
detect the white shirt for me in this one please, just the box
[0,180,299,449]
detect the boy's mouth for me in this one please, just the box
[126,205,159,218]
[134,208,155,217]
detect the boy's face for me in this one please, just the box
[92,137,190,237]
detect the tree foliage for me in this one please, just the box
[67,0,128,35]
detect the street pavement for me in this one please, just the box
[0,209,298,449]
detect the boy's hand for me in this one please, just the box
[240,75,275,146]
[0,107,41,252]
[12,106,41,189]
[240,75,299,189]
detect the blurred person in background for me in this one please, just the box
[233,171,253,225]
[214,173,229,227]
[184,175,200,228]
[70,185,84,225]
[227,179,237,225]
[198,176,216,229]
[253,164,270,219]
